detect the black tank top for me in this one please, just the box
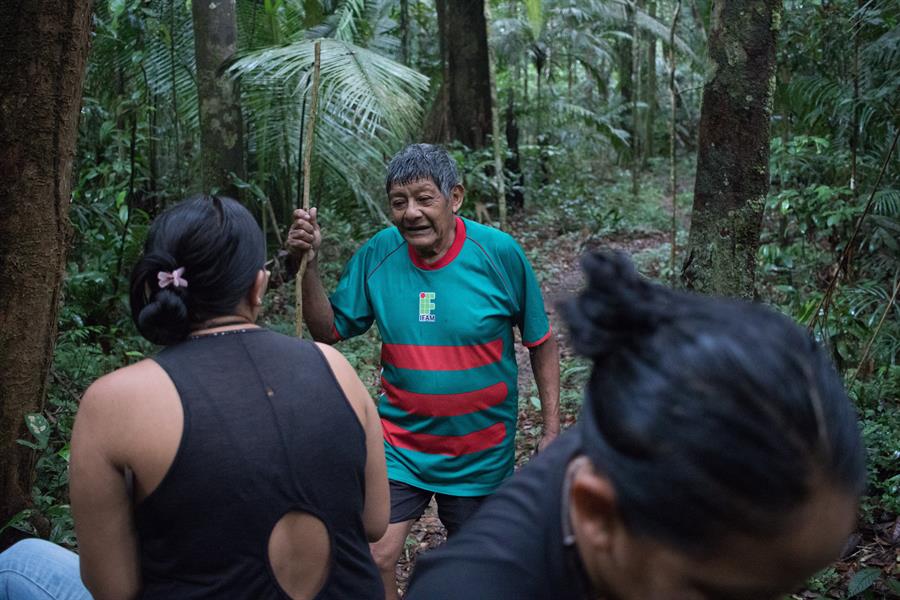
[136,328,382,599]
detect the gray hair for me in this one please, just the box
[385,144,460,198]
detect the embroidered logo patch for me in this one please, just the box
[419,292,436,322]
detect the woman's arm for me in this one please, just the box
[70,377,141,600]
[318,343,390,541]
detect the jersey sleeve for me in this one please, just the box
[329,244,375,340]
[501,240,551,347]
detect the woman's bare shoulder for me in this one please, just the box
[82,358,173,411]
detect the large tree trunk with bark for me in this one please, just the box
[426,0,493,149]
[681,0,782,298]
[192,0,244,197]
[0,0,93,546]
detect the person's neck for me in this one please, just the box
[417,223,457,265]
[191,315,257,336]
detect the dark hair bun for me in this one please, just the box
[137,289,190,345]
[561,251,674,362]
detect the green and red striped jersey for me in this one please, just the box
[330,217,551,496]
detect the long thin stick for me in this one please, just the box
[295,40,322,337]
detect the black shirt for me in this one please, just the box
[406,429,593,600]
[136,329,382,599]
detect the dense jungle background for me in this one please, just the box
[0,0,898,597]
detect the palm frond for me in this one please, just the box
[551,99,631,147]
[230,37,428,217]
[525,0,544,39]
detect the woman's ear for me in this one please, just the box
[570,460,620,554]
[249,268,269,307]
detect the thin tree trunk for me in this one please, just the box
[850,0,862,199]
[169,0,181,198]
[149,91,160,210]
[523,58,529,116]
[644,0,658,163]
[505,89,525,212]
[0,0,93,546]
[192,0,244,197]
[485,1,506,228]
[630,0,641,197]
[669,0,682,285]
[400,0,410,65]
[681,0,783,298]
[616,29,633,159]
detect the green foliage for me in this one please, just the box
[806,567,841,596]
[848,567,882,597]
[852,367,900,520]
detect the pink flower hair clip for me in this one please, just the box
[158,267,188,289]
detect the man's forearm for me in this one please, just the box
[301,259,339,344]
[529,333,561,436]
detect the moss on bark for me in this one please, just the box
[682,0,783,298]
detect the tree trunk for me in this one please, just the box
[485,0,506,228]
[400,0,410,65]
[443,0,493,148]
[0,0,93,546]
[192,0,244,197]
[850,0,862,199]
[505,91,525,212]
[616,36,633,147]
[423,0,451,143]
[630,1,641,196]
[681,0,782,298]
[644,0,658,163]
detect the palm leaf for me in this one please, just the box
[229,37,428,216]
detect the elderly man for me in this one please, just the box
[288,144,560,600]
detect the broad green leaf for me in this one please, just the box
[24,413,51,450]
[848,568,881,597]
[0,508,35,536]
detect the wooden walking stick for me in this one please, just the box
[295,40,322,337]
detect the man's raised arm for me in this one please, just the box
[287,207,340,344]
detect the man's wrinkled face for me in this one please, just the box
[388,178,462,260]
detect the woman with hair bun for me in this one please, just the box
[407,251,866,600]
[0,196,388,600]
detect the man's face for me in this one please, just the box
[388,178,462,260]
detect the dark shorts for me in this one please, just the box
[388,480,488,537]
